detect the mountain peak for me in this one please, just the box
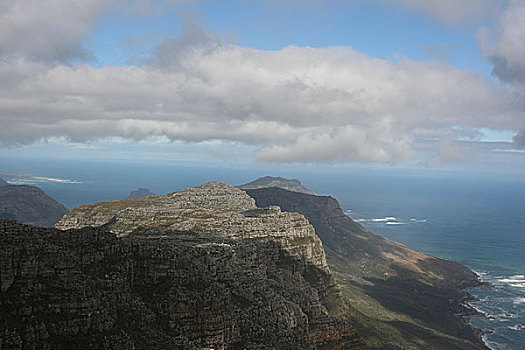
[238,176,315,195]
[124,187,156,200]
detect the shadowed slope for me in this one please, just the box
[0,185,68,227]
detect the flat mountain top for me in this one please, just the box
[0,185,68,227]
[55,182,328,270]
[238,176,316,195]
[124,187,156,200]
[0,178,8,186]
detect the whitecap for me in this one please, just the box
[386,222,405,225]
[508,324,525,331]
[355,217,399,223]
[513,297,525,305]
[496,278,525,283]
[409,218,427,223]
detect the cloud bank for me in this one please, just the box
[0,0,524,165]
[380,0,500,25]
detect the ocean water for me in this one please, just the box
[1,158,524,349]
[324,172,525,350]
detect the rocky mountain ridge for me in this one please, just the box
[56,182,328,270]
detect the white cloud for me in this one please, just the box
[0,1,523,165]
[1,34,524,164]
[0,0,108,62]
[379,0,501,25]
[478,0,525,86]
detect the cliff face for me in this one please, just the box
[245,187,486,350]
[0,220,364,349]
[0,185,68,227]
[56,182,328,271]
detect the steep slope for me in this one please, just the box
[238,176,316,195]
[0,185,68,227]
[0,220,363,349]
[53,182,364,348]
[0,178,8,186]
[124,187,156,200]
[245,187,486,350]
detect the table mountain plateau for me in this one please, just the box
[0,184,68,227]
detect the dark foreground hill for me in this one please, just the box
[0,178,8,186]
[0,220,365,349]
[0,185,68,227]
[245,187,486,350]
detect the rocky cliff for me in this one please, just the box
[56,182,328,271]
[0,220,364,349]
[238,176,316,195]
[0,185,68,227]
[245,187,486,350]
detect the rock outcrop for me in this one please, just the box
[245,187,487,350]
[124,187,156,200]
[56,182,328,271]
[0,185,68,227]
[0,178,8,186]
[1,218,364,349]
[238,176,316,195]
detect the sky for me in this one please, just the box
[1,0,524,174]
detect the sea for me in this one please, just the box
[1,158,524,349]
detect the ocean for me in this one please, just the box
[1,158,524,349]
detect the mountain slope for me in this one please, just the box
[238,176,316,195]
[124,187,156,200]
[0,178,8,186]
[245,187,486,350]
[0,185,68,227]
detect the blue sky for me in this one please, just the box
[0,0,524,174]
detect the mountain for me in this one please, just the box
[0,185,68,227]
[1,219,363,349]
[124,187,156,200]
[238,176,316,195]
[245,187,486,350]
[53,182,364,348]
[0,178,8,186]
